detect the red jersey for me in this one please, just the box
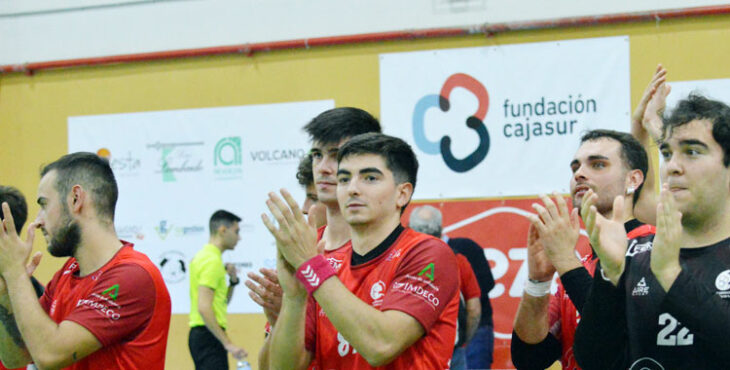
[39,243,171,370]
[305,228,459,369]
[455,254,480,301]
[548,223,655,369]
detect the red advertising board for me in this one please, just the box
[403,197,590,369]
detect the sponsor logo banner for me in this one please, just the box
[380,36,630,199]
[68,100,335,313]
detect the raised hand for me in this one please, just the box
[262,189,318,269]
[225,263,239,283]
[0,202,36,278]
[580,190,628,285]
[650,184,683,291]
[246,268,283,325]
[633,64,668,142]
[528,193,581,275]
[524,223,556,283]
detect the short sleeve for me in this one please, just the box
[64,264,156,347]
[196,256,225,289]
[456,254,481,300]
[381,239,459,331]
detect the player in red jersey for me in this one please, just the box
[264,133,460,369]
[0,152,171,369]
[511,65,666,370]
[253,107,381,369]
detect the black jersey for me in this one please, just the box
[574,235,730,369]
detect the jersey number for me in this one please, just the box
[337,332,358,357]
[657,313,694,346]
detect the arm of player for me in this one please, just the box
[0,252,42,368]
[631,65,668,225]
[2,270,102,369]
[314,238,459,367]
[267,252,312,370]
[0,287,32,368]
[513,221,557,344]
[312,278,426,366]
[198,286,246,360]
[510,294,562,370]
[464,297,480,344]
[225,263,239,303]
[0,205,102,369]
[573,263,629,370]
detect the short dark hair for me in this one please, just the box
[41,152,118,222]
[209,210,241,235]
[296,155,314,187]
[303,107,381,145]
[338,132,419,190]
[580,129,648,204]
[0,186,28,232]
[664,93,730,167]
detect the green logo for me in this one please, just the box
[214,137,243,180]
[102,284,120,301]
[418,263,435,281]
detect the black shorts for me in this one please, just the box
[189,326,228,370]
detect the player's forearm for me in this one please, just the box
[465,299,481,343]
[4,270,68,368]
[226,285,235,303]
[198,305,232,347]
[573,270,627,369]
[258,335,272,370]
[312,278,420,366]
[512,294,550,344]
[0,293,31,368]
[269,295,310,370]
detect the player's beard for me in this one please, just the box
[47,209,81,258]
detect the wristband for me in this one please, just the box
[296,255,336,295]
[524,278,552,297]
[229,278,240,286]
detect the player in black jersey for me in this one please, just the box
[575,92,730,369]
[510,66,666,370]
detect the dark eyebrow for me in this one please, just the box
[587,155,609,161]
[337,169,352,176]
[359,167,384,176]
[679,139,709,149]
[659,142,669,151]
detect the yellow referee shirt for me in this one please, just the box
[189,244,229,329]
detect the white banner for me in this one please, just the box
[666,78,730,111]
[68,100,334,313]
[380,36,631,199]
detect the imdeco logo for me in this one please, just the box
[214,136,243,180]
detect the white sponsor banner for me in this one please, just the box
[68,100,334,313]
[380,36,630,199]
[666,78,730,111]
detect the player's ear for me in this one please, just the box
[69,185,86,214]
[395,182,413,209]
[625,169,644,194]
